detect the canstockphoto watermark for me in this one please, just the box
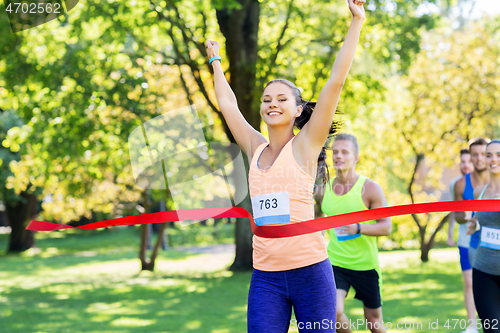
[5,0,79,32]
[289,319,337,330]
[128,105,248,226]
[289,319,499,331]
[290,319,425,331]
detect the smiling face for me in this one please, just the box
[260,82,302,127]
[470,144,487,172]
[486,142,500,175]
[331,140,359,173]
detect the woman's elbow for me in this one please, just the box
[383,223,393,236]
[327,78,345,90]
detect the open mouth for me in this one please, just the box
[267,111,281,116]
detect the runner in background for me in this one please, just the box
[454,138,490,265]
[448,149,474,247]
[316,133,391,333]
[448,149,476,333]
[467,139,500,333]
[454,138,490,333]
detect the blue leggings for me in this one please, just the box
[248,259,337,333]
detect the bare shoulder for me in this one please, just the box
[292,132,323,177]
[474,184,487,200]
[454,176,466,191]
[362,177,387,209]
[248,137,269,161]
[363,178,385,196]
[249,137,268,157]
[453,176,466,199]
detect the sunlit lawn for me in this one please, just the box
[0,227,468,333]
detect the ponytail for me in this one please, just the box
[295,99,342,185]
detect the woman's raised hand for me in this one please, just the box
[205,40,220,60]
[347,0,366,20]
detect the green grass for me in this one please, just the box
[0,228,470,333]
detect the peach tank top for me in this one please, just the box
[249,137,327,271]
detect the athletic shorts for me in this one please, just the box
[458,246,472,271]
[248,259,337,333]
[332,265,381,309]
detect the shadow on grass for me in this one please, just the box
[1,271,251,333]
[0,227,200,276]
[0,227,468,333]
[341,258,466,333]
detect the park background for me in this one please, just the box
[0,0,500,331]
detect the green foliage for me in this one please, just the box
[1,0,497,258]
[0,111,24,204]
[1,0,431,224]
[348,17,500,253]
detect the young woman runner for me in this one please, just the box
[467,139,500,333]
[206,1,365,331]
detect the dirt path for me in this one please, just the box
[157,244,459,274]
[156,244,236,274]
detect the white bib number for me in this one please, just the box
[251,192,290,226]
[480,227,500,250]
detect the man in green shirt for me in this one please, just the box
[315,133,392,333]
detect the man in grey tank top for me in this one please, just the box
[466,139,500,332]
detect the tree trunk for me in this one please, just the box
[418,223,429,262]
[420,213,450,263]
[230,196,254,271]
[420,241,431,262]
[217,0,260,271]
[139,191,154,271]
[139,192,169,271]
[139,224,154,271]
[6,191,37,252]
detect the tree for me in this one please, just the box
[352,20,500,261]
[0,110,38,252]
[1,0,438,268]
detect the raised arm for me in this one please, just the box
[295,0,365,157]
[206,41,266,158]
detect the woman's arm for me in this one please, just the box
[295,0,365,158]
[206,41,267,158]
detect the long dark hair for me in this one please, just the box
[264,79,342,185]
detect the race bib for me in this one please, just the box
[480,227,500,250]
[251,192,290,226]
[334,227,361,242]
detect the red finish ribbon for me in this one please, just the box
[26,200,500,238]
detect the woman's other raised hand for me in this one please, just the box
[348,0,366,20]
[205,40,220,60]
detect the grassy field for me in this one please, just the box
[0,227,469,333]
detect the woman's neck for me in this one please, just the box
[267,126,295,152]
[488,172,500,191]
